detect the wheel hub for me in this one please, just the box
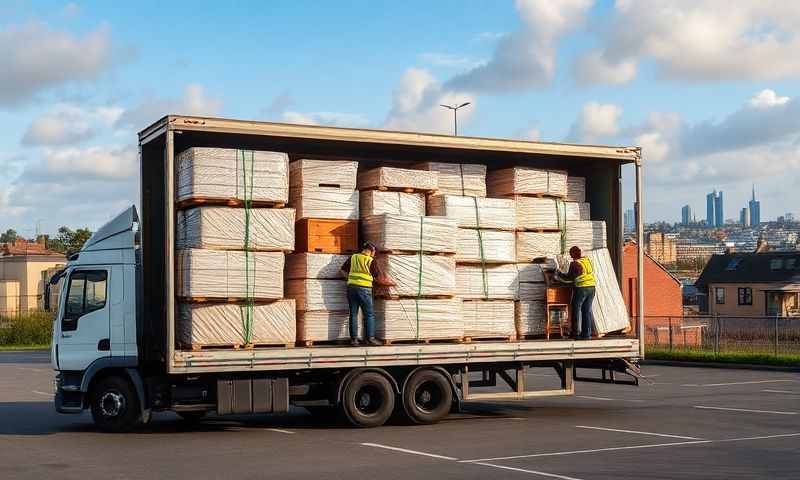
[100,391,125,417]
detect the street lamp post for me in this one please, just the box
[440,102,471,136]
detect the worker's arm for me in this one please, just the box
[371,256,396,287]
[560,260,584,281]
[340,257,351,276]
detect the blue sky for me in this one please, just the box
[1,1,799,237]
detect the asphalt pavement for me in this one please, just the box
[1,350,798,479]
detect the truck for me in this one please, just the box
[51,115,646,432]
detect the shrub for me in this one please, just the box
[0,311,55,346]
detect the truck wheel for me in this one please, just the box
[90,375,142,433]
[402,369,453,425]
[341,372,395,428]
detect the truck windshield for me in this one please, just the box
[63,270,108,331]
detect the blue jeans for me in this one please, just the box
[347,285,375,339]
[572,286,596,339]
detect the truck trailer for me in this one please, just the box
[52,115,645,432]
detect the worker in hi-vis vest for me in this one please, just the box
[562,246,596,340]
[340,242,395,346]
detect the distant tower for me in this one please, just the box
[706,191,716,226]
[714,191,724,227]
[740,207,750,226]
[681,205,692,225]
[749,184,761,226]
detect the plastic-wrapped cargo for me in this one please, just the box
[297,311,362,344]
[517,263,546,283]
[487,167,567,197]
[176,147,289,204]
[566,220,607,252]
[176,249,284,300]
[516,300,546,336]
[566,176,586,203]
[586,248,631,335]
[360,190,425,217]
[565,202,590,222]
[414,162,486,197]
[456,264,519,300]
[289,159,358,190]
[177,300,295,348]
[285,279,348,311]
[516,231,562,262]
[462,300,516,338]
[514,197,564,230]
[177,207,295,251]
[373,254,456,297]
[357,166,438,192]
[426,195,516,230]
[361,214,458,253]
[519,282,546,301]
[456,229,516,264]
[289,186,359,220]
[374,298,463,341]
[285,253,349,280]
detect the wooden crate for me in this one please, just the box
[295,218,358,254]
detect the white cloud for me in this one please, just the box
[116,84,223,129]
[280,111,369,128]
[0,23,118,106]
[567,101,623,143]
[33,145,137,180]
[21,104,124,146]
[749,89,790,109]
[574,51,637,85]
[419,53,485,70]
[578,1,800,85]
[446,0,592,92]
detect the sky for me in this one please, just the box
[1,0,799,237]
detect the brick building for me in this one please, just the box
[646,232,677,265]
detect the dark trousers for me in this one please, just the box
[347,285,375,339]
[571,286,596,339]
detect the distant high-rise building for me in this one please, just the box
[624,208,635,233]
[681,205,692,225]
[714,191,724,227]
[787,212,795,223]
[740,207,750,226]
[748,185,761,226]
[706,191,716,226]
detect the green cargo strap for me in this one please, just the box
[555,198,567,254]
[472,196,489,299]
[238,149,255,344]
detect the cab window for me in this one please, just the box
[62,270,107,331]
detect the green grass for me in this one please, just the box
[0,311,54,346]
[0,344,50,351]
[647,346,800,367]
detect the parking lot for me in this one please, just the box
[0,350,798,479]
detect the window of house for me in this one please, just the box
[738,287,752,305]
[715,287,725,304]
[770,258,783,270]
[786,258,797,270]
[725,258,743,270]
[62,270,107,332]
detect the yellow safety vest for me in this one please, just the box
[347,253,374,288]
[574,257,596,287]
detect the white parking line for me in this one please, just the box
[575,425,703,440]
[361,443,459,461]
[31,390,52,397]
[682,379,798,387]
[694,405,797,415]
[473,462,585,480]
[266,428,295,434]
[762,389,799,395]
[575,395,644,403]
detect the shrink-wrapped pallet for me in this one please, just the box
[289,187,359,220]
[516,231,562,262]
[462,300,516,338]
[516,300,547,336]
[566,221,607,252]
[297,311,362,343]
[361,214,457,253]
[519,282,546,301]
[487,167,567,197]
[415,162,486,197]
[285,253,348,280]
[514,197,564,230]
[176,147,289,203]
[456,229,516,264]
[360,190,425,217]
[586,248,630,335]
[357,167,438,192]
[374,254,456,297]
[566,176,586,203]
[177,207,295,251]
[289,159,358,190]
[517,263,546,283]
[456,264,519,300]
[426,195,516,230]
[177,300,295,348]
[565,202,590,222]
[375,298,463,341]
[177,249,284,300]
[285,279,348,311]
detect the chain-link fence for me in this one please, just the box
[641,315,800,357]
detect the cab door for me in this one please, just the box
[56,269,110,371]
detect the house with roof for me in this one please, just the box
[0,238,65,314]
[695,251,800,317]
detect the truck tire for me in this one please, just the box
[401,369,452,425]
[90,375,142,433]
[341,372,395,428]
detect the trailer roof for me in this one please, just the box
[139,115,640,164]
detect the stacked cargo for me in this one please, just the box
[287,160,359,345]
[515,263,547,337]
[175,147,296,349]
[427,165,517,341]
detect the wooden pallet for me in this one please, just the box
[508,192,566,200]
[463,335,516,343]
[374,294,455,300]
[381,250,455,256]
[365,186,436,194]
[296,339,351,348]
[178,297,281,304]
[515,227,561,233]
[176,197,286,210]
[379,337,464,346]
[187,342,294,351]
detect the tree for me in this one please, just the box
[0,228,17,243]
[49,226,93,257]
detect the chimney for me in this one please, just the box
[36,234,48,247]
